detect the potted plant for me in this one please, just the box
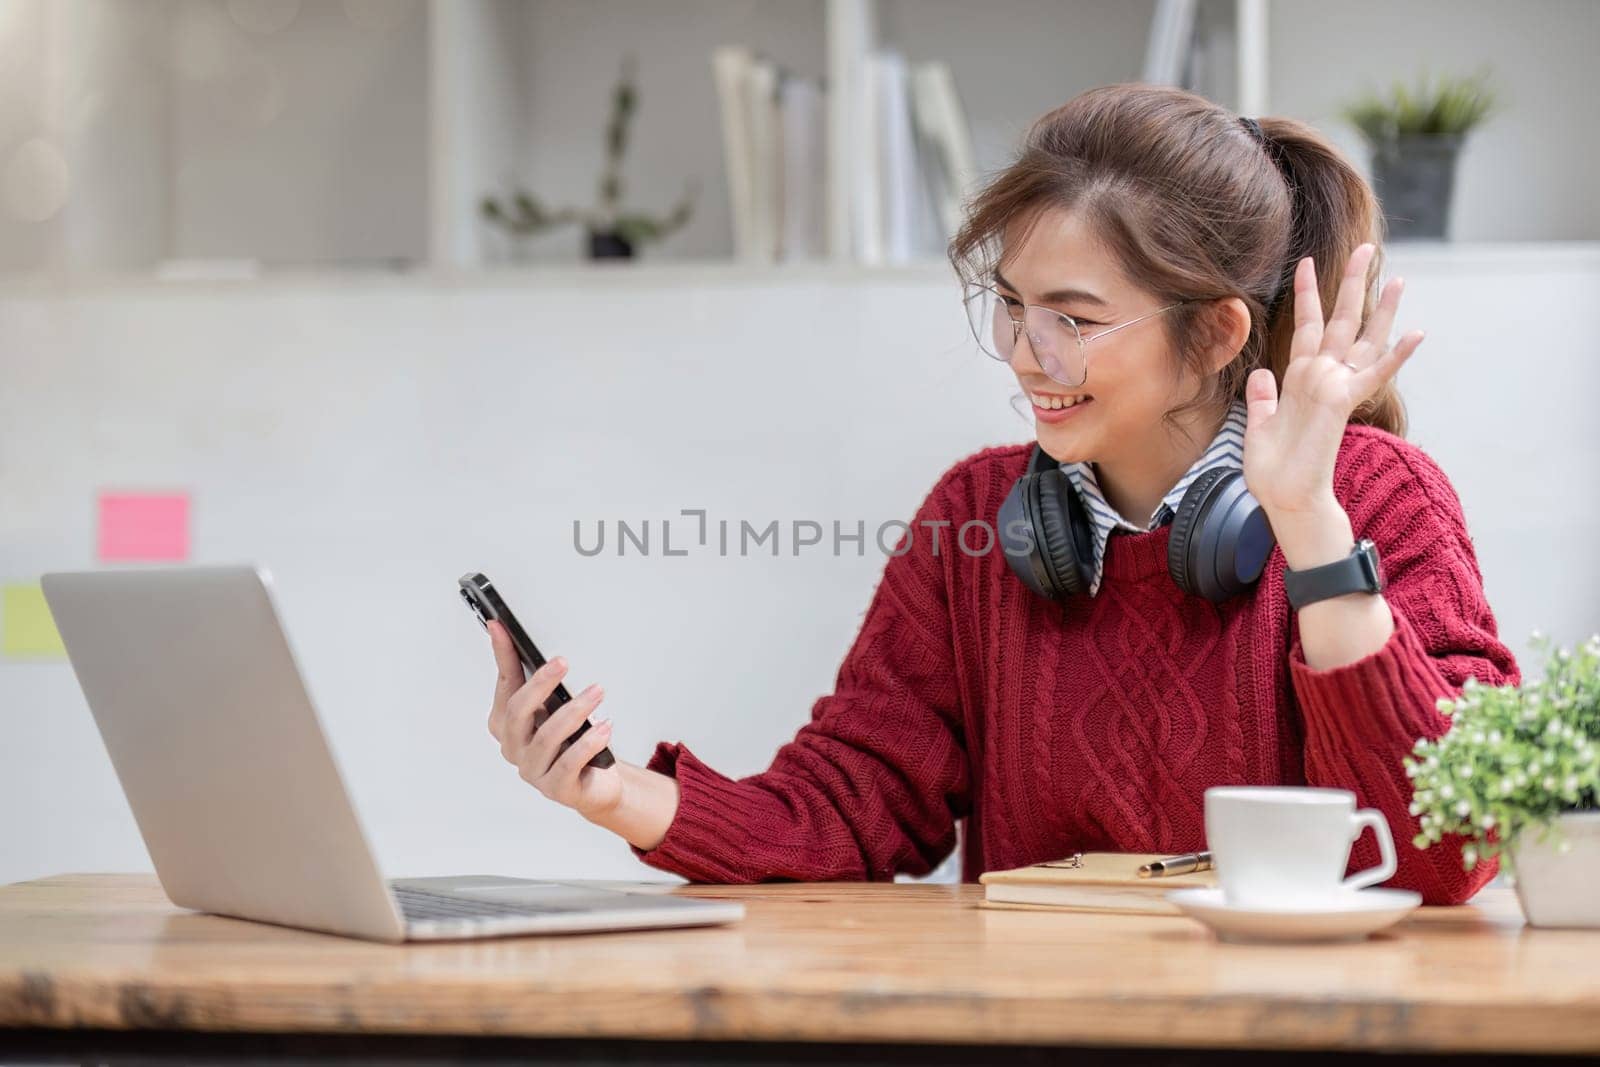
[1340,66,1498,241]
[481,54,698,260]
[1406,632,1600,927]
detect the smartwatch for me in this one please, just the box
[1283,538,1384,609]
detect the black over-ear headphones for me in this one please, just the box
[997,446,1277,603]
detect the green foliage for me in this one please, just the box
[613,178,699,247]
[1405,632,1600,873]
[478,191,581,236]
[1341,65,1499,144]
[480,52,697,249]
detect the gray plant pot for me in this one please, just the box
[1509,811,1600,928]
[1369,133,1466,241]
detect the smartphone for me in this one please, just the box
[458,572,615,770]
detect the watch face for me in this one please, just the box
[1356,540,1384,591]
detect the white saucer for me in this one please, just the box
[1165,887,1423,943]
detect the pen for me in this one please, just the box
[1137,851,1212,878]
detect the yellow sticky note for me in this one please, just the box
[2,583,67,658]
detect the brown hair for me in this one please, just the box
[949,83,1406,441]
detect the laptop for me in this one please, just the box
[40,565,744,943]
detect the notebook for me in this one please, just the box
[978,852,1218,916]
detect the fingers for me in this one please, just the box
[1320,243,1377,358]
[1244,366,1279,425]
[519,684,606,788]
[501,656,569,760]
[544,712,615,796]
[1290,256,1324,362]
[523,683,602,768]
[489,620,525,691]
[1355,329,1425,394]
[486,621,524,738]
[1354,275,1405,370]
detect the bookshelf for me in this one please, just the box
[5,0,1259,278]
[12,0,1596,279]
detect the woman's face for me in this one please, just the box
[995,207,1201,466]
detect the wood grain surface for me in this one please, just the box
[3,874,1599,1054]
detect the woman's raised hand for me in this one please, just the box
[1243,242,1425,521]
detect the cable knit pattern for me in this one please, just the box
[631,425,1521,904]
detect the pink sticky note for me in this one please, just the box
[98,492,191,561]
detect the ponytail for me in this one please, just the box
[1256,119,1407,436]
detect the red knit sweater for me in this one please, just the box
[631,425,1521,904]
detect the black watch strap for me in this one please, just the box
[1283,538,1385,609]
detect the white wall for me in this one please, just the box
[3,246,1598,888]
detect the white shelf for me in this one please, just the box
[5,242,1597,297]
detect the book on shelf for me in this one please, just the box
[1142,0,1199,87]
[710,44,973,265]
[712,48,825,263]
[712,47,759,260]
[907,60,976,254]
[871,50,920,263]
[979,852,1218,916]
[859,50,975,265]
[778,71,827,261]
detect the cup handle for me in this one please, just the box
[1342,808,1397,891]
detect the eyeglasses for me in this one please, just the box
[964,285,1193,387]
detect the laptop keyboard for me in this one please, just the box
[393,886,570,923]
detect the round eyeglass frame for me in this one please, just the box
[965,285,1195,387]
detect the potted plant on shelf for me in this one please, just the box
[1406,632,1600,928]
[1340,66,1498,241]
[481,54,698,261]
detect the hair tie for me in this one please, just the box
[1238,115,1289,315]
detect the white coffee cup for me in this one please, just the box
[1205,786,1397,909]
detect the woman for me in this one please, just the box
[483,85,1519,905]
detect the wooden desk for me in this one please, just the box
[3,874,1599,1064]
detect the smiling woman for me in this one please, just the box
[482,83,1519,907]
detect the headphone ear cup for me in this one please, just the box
[1167,467,1227,598]
[1033,468,1092,598]
[998,473,1057,600]
[1168,467,1276,602]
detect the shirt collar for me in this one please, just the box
[1060,398,1248,596]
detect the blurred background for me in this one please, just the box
[3,0,1597,888]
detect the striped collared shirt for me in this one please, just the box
[1061,399,1249,596]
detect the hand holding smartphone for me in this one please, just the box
[459,572,616,770]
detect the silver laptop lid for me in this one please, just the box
[43,566,407,942]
